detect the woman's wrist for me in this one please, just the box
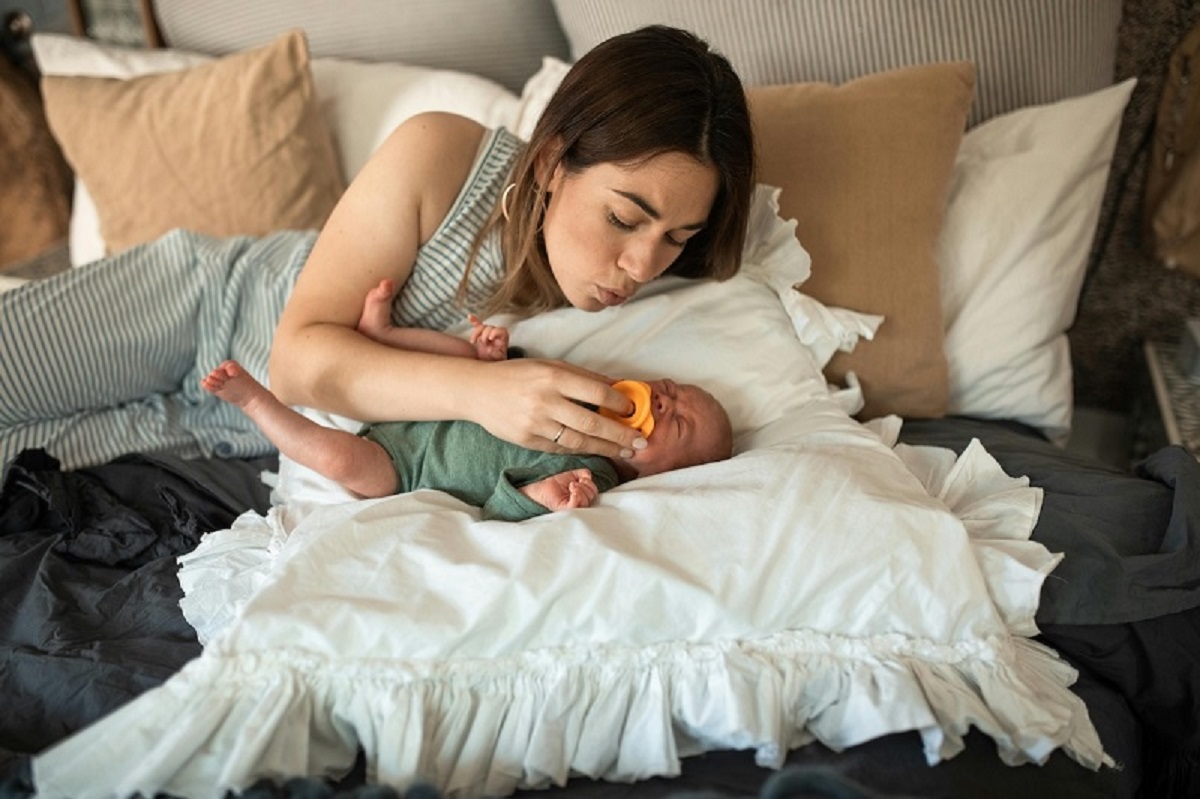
[438,354,489,424]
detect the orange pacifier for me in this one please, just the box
[601,380,655,438]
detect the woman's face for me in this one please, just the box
[541,151,720,311]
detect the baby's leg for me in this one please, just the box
[202,361,398,497]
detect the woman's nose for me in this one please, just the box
[618,239,661,284]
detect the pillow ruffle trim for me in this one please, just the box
[740,185,883,371]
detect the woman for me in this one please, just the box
[0,25,754,475]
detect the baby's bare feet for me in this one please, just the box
[357,279,397,342]
[200,360,267,408]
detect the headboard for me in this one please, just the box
[146,0,1120,128]
[151,0,569,95]
[552,0,1121,127]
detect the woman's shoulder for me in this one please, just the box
[366,113,490,187]
[386,112,489,162]
[374,113,492,241]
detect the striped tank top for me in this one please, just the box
[392,126,522,331]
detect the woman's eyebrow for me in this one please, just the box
[612,189,706,231]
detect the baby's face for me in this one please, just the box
[629,379,732,477]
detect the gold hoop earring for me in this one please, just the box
[500,183,516,221]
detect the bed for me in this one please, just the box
[3,1,1200,798]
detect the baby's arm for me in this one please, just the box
[357,279,508,360]
[519,468,600,512]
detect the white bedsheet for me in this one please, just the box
[34,189,1112,798]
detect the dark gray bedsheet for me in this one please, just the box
[3,416,1198,797]
[898,417,1200,625]
[900,416,1200,797]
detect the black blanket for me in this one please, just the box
[0,449,274,777]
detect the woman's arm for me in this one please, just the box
[270,112,468,414]
[268,113,642,458]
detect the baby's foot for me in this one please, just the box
[357,279,397,342]
[200,360,267,409]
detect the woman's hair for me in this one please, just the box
[464,25,755,318]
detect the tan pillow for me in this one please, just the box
[748,62,975,419]
[41,30,345,256]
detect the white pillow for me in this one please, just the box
[30,34,521,266]
[512,55,571,140]
[309,58,518,181]
[939,79,1136,444]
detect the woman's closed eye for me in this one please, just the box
[606,212,687,248]
[607,211,635,232]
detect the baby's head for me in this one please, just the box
[622,379,732,478]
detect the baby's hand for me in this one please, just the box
[468,314,509,361]
[519,468,599,512]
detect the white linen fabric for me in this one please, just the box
[939,79,1137,444]
[34,193,1111,798]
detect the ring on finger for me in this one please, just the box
[551,424,566,444]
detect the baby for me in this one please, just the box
[202,281,732,522]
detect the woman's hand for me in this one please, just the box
[469,358,645,460]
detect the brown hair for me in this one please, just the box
[464,25,755,318]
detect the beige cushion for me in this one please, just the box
[41,30,344,256]
[749,62,975,419]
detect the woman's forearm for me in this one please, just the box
[366,326,478,359]
[271,319,645,459]
[268,322,477,423]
